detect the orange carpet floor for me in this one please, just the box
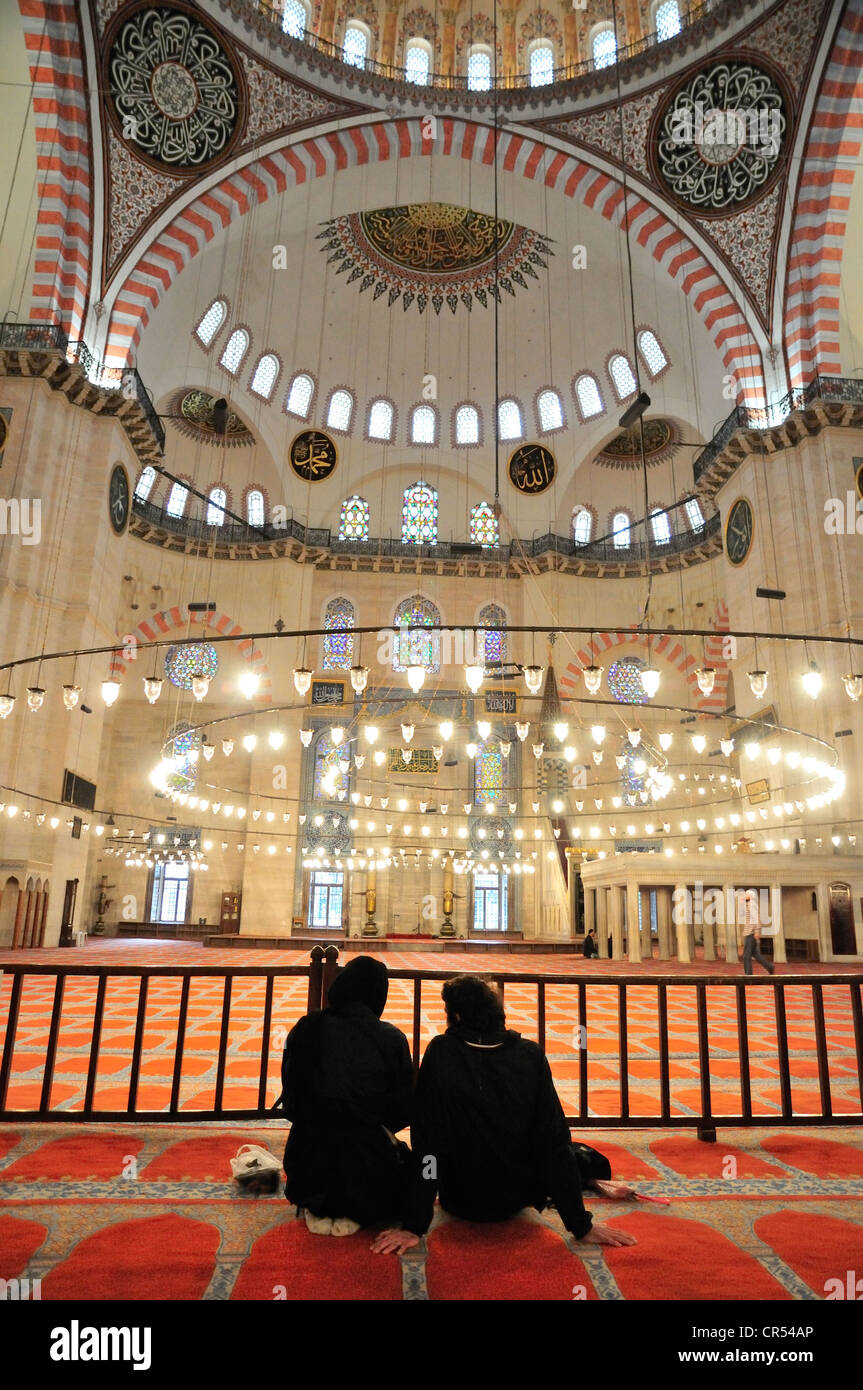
[2,1122,861,1300]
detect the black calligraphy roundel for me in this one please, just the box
[508,443,556,496]
[290,430,338,483]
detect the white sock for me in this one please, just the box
[330,1217,361,1237]
[305,1212,335,1236]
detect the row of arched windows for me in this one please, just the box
[133,467,267,528]
[280,2,682,82]
[193,300,669,441]
[341,489,500,548]
[320,594,509,672]
[571,496,705,548]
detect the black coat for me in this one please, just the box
[281,1001,415,1225]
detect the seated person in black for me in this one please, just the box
[280,955,415,1237]
[583,928,598,958]
[372,975,637,1254]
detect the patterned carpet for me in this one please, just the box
[1,941,860,1121]
[2,1123,862,1300]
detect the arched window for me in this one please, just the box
[282,0,307,38]
[134,465,156,502]
[498,399,523,441]
[529,42,554,87]
[344,22,369,67]
[206,487,227,527]
[637,329,669,378]
[402,483,438,544]
[467,47,492,91]
[654,0,682,41]
[650,508,671,544]
[405,39,431,84]
[326,389,354,432]
[194,299,227,347]
[572,507,593,545]
[367,398,394,441]
[165,721,200,792]
[608,352,637,401]
[246,489,265,528]
[592,26,617,68]
[249,352,280,400]
[166,481,189,518]
[470,503,499,549]
[537,389,563,433]
[339,495,369,541]
[684,496,705,531]
[219,328,249,375]
[478,602,507,665]
[474,740,507,804]
[410,404,437,444]
[285,372,314,418]
[323,597,355,670]
[574,373,604,420]
[314,730,349,801]
[455,404,480,445]
[612,511,631,548]
[393,594,441,672]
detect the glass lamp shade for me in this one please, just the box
[354,754,365,769]
[239,672,260,699]
[553,721,568,742]
[591,724,606,745]
[62,684,81,710]
[627,729,642,748]
[0,694,15,719]
[26,686,46,712]
[202,743,216,761]
[695,666,716,696]
[221,738,234,756]
[101,680,121,707]
[593,750,603,765]
[364,725,379,744]
[801,663,822,699]
[641,666,661,699]
[406,665,424,693]
[532,743,544,759]
[330,726,345,746]
[499,741,512,756]
[523,665,544,694]
[401,723,415,744]
[658,731,673,751]
[438,720,453,741]
[582,664,603,695]
[843,672,863,702]
[143,676,162,704]
[477,721,491,739]
[432,745,443,761]
[720,738,735,756]
[191,675,209,702]
[465,665,484,693]
[515,721,530,742]
[402,748,413,764]
[748,669,769,699]
[691,734,707,754]
[466,742,478,758]
[268,730,285,749]
[242,734,257,752]
[293,667,313,696]
[615,753,626,770]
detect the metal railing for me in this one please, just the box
[2,949,860,1134]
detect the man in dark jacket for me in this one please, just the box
[583,929,598,958]
[372,974,637,1254]
[281,955,415,1235]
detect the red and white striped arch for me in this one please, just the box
[17,0,91,344]
[109,607,273,705]
[558,600,731,716]
[104,118,766,405]
[783,0,863,387]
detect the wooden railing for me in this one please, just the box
[1,949,861,1136]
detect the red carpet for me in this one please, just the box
[754,1211,863,1298]
[759,1134,863,1177]
[603,1212,792,1300]
[0,1213,48,1275]
[42,1213,221,1301]
[231,1221,403,1301]
[425,1217,599,1301]
[2,1134,143,1181]
[140,1133,277,1182]
[648,1137,785,1178]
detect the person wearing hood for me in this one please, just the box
[280,955,415,1237]
[372,974,638,1254]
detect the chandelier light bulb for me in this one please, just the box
[801,662,822,699]
[293,667,313,697]
[191,675,209,702]
[433,745,443,761]
[745,740,759,759]
[242,734,257,752]
[499,740,512,757]
[268,730,284,749]
[0,693,15,718]
[438,720,453,741]
[401,722,415,744]
[658,731,673,751]
[593,750,603,764]
[221,738,234,756]
[691,734,707,754]
[532,743,544,759]
[330,726,345,746]
[515,721,530,742]
[523,665,543,695]
[25,686,46,712]
[553,721,568,742]
[143,675,162,704]
[564,746,576,762]
[466,742,478,758]
[766,746,782,765]
[101,680,120,707]
[582,664,603,695]
[61,683,81,711]
[591,724,606,745]
[748,669,769,699]
[615,753,626,770]
[350,664,370,694]
[641,666,661,699]
[477,720,491,740]
[239,671,260,699]
[402,748,413,764]
[465,664,484,693]
[627,729,642,748]
[842,672,863,702]
[695,666,716,697]
[720,737,734,756]
[373,749,386,765]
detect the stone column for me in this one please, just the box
[769,883,787,964]
[501,8,517,81]
[656,885,672,959]
[563,10,579,69]
[640,887,652,958]
[440,7,457,78]
[675,883,691,963]
[596,885,609,959]
[37,889,50,947]
[583,883,595,937]
[319,0,337,47]
[11,887,26,949]
[380,0,400,67]
[702,888,717,961]
[623,0,643,47]
[627,882,642,963]
[815,882,831,962]
[610,885,625,960]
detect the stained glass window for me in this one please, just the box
[474,740,506,803]
[467,48,492,90]
[685,496,705,530]
[282,0,307,38]
[368,399,394,441]
[246,489,265,528]
[164,722,200,791]
[608,657,648,705]
[411,404,436,444]
[207,487,226,526]
[637,329,668,377]
[612,511,631,548]
[166,481,188,517]
[655,0,681,41]
[455,404,480,445]
[575,373,604,419]
[194,299,226,347]
[327,389,354,432]
[470,503,498,549]
[592,27,617,68]
[498,399,523,441]
[609,353,637,401]
[405,41,430,84]
[250,353,280,399]
[286,373,314,418]
[529,43,553,86]
[164,643,219,691]
[134,466,156,501]
[537,389,563,432]
[620,746,647,806]
[219,329,249,375]
[323,597,355,670]
[344,23,368,67]
[402,483,438,544]
[651,507,671,544]
[572,508,593,545]
[478,603,507,665]
[339,495,369,540]
[314,731,350,801]
[393,594,441,672]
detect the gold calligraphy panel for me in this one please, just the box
[508,443,556,496]
[290,429,338,482]
[388,748,439,776]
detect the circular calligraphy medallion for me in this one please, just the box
[724,497,754,567]
[508,443,556,496]
[290,430,338,483]
[108,462,130,536]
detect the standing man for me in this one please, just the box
[740,888,775,976]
